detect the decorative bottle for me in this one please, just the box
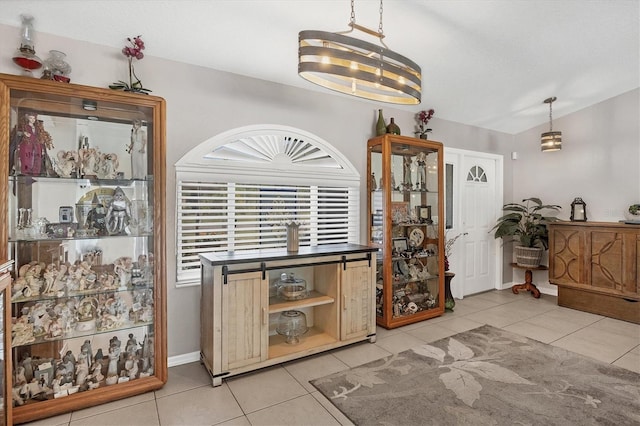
[376,109,387,136]
[387,118,401,135]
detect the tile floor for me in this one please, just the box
[22,290,640,426]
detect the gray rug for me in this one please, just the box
[311,325,640,425]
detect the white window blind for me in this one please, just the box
[177,181,358,283]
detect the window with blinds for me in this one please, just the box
[175,125,361,286]
[176,181,358,283]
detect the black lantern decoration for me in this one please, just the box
[570,197,587,222]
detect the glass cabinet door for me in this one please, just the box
[368,135,444,329]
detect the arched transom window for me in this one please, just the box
[467,165,488,182]
[174,125,360,285]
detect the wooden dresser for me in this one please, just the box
[548,221,639,323]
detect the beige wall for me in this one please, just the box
[1,24,636,359]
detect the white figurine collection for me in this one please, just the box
[11,252,154,344]
[12,332,155,405]
[10,117,156,406]
[11,248,155,405]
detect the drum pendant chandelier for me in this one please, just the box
[298,0,422,105]
[541,96,562,152]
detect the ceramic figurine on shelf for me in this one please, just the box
[96,152,119,179]
[129,118,148,179]
[14,111,54,176]
[403,155,412,190]
[114,256,133,289]
[55,150,78,177]
[416,151,427,190]
[78,146,99,178]
[106,187,131,235]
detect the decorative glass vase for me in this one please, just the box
[386,118,401,135]
[42,50,72,82]
[376,109,387,136]
[276,310,308,344]
[444,272,456,311]
[286,223,300,252]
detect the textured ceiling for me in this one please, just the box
[0,0,638,134]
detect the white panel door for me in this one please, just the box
[461,156,498,295]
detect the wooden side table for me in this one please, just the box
[510,263,548,299]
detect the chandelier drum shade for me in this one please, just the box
[298,1,422,105]
[541,96,562,152]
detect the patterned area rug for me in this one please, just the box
[312,325,640,425]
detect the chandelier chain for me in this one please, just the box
[549,100,553,132]
[379,0,384,35]
[350,0,356,24]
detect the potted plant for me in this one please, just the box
[491,197,561,268]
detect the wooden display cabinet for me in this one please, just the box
[548,221,639,323]
[367,134,445,329]
[0,74,167,423]
[200,244,377,386]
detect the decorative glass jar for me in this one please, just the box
[276,272,308,301]
[276,310,308,344]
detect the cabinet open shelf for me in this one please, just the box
[269,290,334,313]
[268,327,338,358]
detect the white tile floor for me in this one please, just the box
[22,290,640,426]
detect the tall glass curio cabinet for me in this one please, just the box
[367,134,444,329]
[0,73,167,424]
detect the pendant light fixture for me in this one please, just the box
[541,96,562,152]
[298,0,421,105]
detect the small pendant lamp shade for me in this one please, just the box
[541,97,562,152]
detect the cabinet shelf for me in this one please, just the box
[11,282,154,304]
[269,290,334,313]
[268,327,338,358]
[9,175,153,186]
[12,320,153,349]
[9,233,153,243]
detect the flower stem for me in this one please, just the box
[128,58,133,89]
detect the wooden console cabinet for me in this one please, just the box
[200,244,377,386]
[548,221,639,323]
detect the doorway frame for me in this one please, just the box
[444,147,504,299]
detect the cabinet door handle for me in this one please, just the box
[343,294,347,310]
[262,308,267,325]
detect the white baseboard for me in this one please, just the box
[168,351,200,368]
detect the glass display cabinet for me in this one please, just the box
[367,134,444,329]
[0,73,167,423]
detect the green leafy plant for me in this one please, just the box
[629,204,640,215]
[109,35,151,93]
[491,197,561,249]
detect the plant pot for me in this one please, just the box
[514,246,543,268]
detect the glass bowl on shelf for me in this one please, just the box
[276,310,308,344]
[276,272,308,301]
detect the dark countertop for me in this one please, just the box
[200,243,378,266]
